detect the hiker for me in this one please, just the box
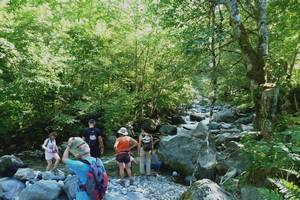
[138,127,153,176]
[42,132,60,171]
[62,137,108,200]
[83,119,104,158]
[114,127,138,186]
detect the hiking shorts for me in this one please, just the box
[116,153,130,164]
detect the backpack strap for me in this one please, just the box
[45,139,50,147]
[80,159,91,166]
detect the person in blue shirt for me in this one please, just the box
[62,137,105,200]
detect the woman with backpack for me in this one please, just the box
[138,127,154,176]
[62,137,108,200]
[42,132,60,171]
[114,127,138,186]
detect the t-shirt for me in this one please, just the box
[65,157,96,200]
[84,128,101,147]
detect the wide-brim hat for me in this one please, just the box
[69,137,90,158]
[118,127,128,136]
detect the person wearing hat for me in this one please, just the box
[83,119,104,158]
[62,137,105,200]
[114,127,138,186]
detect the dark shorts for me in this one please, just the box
[90,146,101,158]
[116,153,130,163]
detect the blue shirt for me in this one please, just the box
[65,157,96,200]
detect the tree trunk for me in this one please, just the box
[216,0,277,135]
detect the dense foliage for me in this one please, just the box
[0,0,195,151]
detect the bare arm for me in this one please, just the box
[62,138,73,163]
[62,146,70,163]
[129,137,138,150]
[114,138,119,150]
[138,134,142,155]
[42,139,48,151]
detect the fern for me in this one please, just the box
[258,188,284,200]
[269,178,300,200]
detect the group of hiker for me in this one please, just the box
[42,119,157,200]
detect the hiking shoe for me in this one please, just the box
[129,178,134,185]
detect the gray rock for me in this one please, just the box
[191,122,209,138]
[0,178,25,200]
[158,124,177,135]
[220,122,233,129]
[182,123,198,130]
[219,128,241,134]
[216,142,250,175]
[106,176,186,200]
[18,180,62,200]
[63,175,77,200]
[240,124,254,132]
[234,115,253,125]
[241,185,264,200]
[0,155,25,177]
[190,114,205,122]
[181,179,234,200]
[14,168,36,181]
[213,109,237,123]
[215,132,245,145]
[158,126,216,179]
[208,122,221,130]
[42,170,65,181]
[184,176,197,185]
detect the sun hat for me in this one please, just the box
[68,137,90,158]
[118,127,128,136]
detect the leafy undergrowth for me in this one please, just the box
[240,115,300,199]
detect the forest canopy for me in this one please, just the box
[0,0,299,150]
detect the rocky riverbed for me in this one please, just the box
[0,99,261,200]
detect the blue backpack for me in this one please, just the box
[80,158,108,200]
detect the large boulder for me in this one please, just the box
[18,180,62,200]
[63,175,77,200]
[0,155,25,177]
[181,179,234,200]
[158,123,216,179]
[0,178,25,200]
[233,115,253,125]
[216,141,250,175]
[213,109,237,123]
[14,168,36,181]
[42,170,65,181]
[158,124,177,135]
[208,122,221,130]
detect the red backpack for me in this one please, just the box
[80,158,108,200]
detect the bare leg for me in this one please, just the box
[125,163,132,177]
[46,160,52,171]
[125,163,134,185]
[53,154,60,170]
[118,162,125,180]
